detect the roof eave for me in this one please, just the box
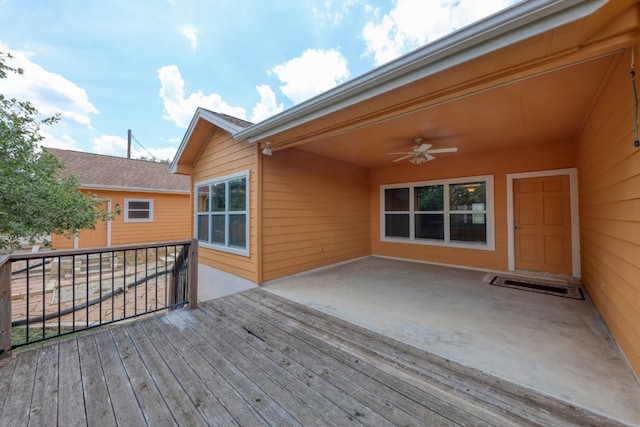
[79,184,190,194]
[170,107,247,174]
[233,0,607,143]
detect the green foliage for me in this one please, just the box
[0,52,111,250]
[416,185,444,211]
[449,182,486,210]
[137,155,170,164]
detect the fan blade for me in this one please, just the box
[424,153,436,161]
[392,155,414,162]
[386,152,413,155]
[426,147,458,154]
[414,143,432,152]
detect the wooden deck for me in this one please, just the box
[0,288,628,426]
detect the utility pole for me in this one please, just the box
[127,129,132,159]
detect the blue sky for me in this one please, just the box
[0,0,520,161]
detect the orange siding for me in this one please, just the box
[576,47,640,376]
[51,189,190,249]
[191,131,259,283]
[109,191,191,245]
[261,149,370,281]
[370,141,576,271]
[50,235,74,250]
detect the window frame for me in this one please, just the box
[194,170,250,257]
[124,198,153,222]
[380,175,495,250]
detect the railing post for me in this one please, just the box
[187,238,198,309]
[0,255,12,358]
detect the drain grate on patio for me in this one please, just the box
[490,276,584,300]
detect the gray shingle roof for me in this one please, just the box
[205,110,253,129]
[45,147,190,193]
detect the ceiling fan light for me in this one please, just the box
[411,155,427,164]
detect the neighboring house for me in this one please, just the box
[46,148,190,249]
[172,1,640,377]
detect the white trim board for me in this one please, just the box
[506,168,580,278]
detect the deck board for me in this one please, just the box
[149,313,265,426]
[77,333,117,427]
[0,356,15,422]
[109,325,177,426]
[229,291,505,426]
[56,338,87,426]
[29,343,59,427]
[92,329,147,426]
[215,293,460,426]
[2,348,37,426]
[138,317,239,426]
[195,302,380,426]
[174,305,308,427]
[203,298,405,425]
[124,322,210,426]
[0,288,631,427]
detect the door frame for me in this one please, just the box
[73,199,113,249]
[506,168,580,278]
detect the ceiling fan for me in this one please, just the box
[387,137,458,164]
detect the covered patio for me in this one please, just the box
[264,256,640,425]
[0,278,635,426]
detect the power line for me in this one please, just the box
[130,133,157,160]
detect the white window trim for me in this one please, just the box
[194,170,250,257]
[380,175,495,251]
[124,198,153,223]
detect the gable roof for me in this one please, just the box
[45,147,190,194]
[170,108,253,174]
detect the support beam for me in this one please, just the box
[187,238,198,309]
[0,256,12,358]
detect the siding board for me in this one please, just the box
[577,46,640,375]
[51,190,190,248]
[261,149,370,281]
[581,229,640,278]
[191,131,259,283]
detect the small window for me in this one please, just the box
[124,199,153,222]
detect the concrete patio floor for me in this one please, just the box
[263,256,640,426]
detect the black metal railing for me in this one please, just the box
[0,238,197,355]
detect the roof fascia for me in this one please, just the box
[170,107,246,173]
[234,0,607,142]
[80,184,190,194]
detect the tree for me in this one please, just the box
[0,52,112,251]
[137,155,170,164]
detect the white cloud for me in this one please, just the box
[39,131,81,151]
[90,134,177,161]
[271,48,350,105]
[90,134,129,157]
[362,0,519,66]
[312,0,358,25]
[180,25,198,51]
[251,85,284,123]
[0,43,99,127]
[158,64,248,128]
[143,146,178,162]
